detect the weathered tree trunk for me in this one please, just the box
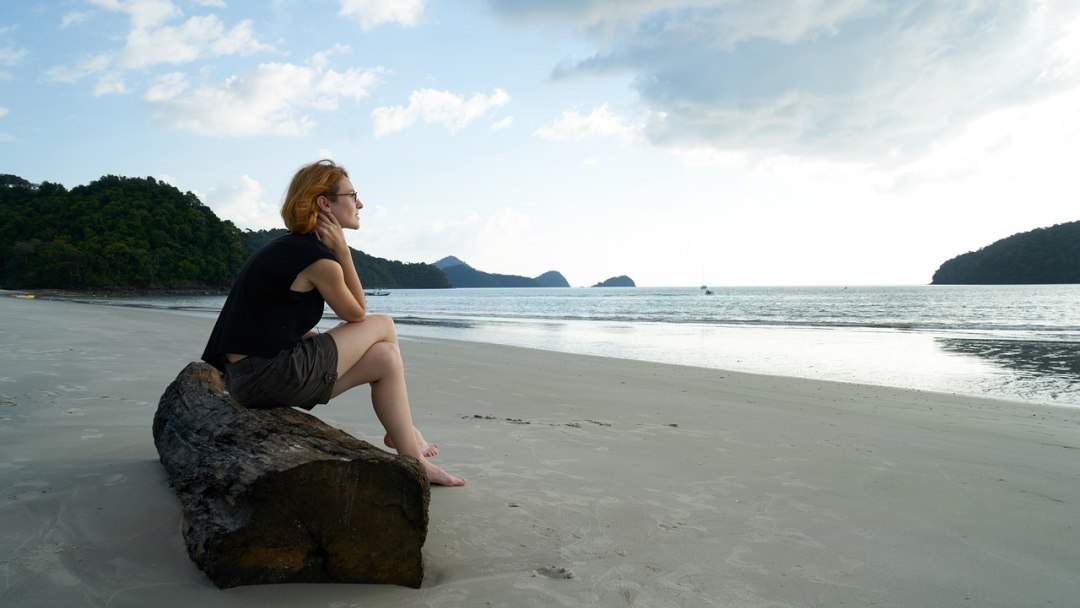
[152,362,429,589]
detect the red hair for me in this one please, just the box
[281,159,349,234]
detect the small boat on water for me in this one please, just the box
[364,289,390,296]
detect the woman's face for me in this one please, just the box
[325,177,362,230]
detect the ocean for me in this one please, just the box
[78,285,1080,409]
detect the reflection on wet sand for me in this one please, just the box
[393,316,477,330]
[936,337,1080,378]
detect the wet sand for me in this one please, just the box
[2,295,1079,607]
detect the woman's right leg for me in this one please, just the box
[326,315,464,486]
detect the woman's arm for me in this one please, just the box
[304,259,366,322]
[300,211,367,322]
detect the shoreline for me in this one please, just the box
[0,286,231,299]
[9,288,1080,410]
[3,296,1080,607]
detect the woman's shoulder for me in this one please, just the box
[271,231,317,248]
[274,231,335,259]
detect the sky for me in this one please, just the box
[2,0,1079,287]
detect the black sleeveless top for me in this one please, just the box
[202,232,336,372]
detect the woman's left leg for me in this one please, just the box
[326,315,464,486]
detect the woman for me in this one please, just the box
[202,159,465,486]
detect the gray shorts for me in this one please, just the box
[223,333,339,410]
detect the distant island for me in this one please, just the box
[931,220,1080,285]
[0,172,635,293]
[433,256,569,288]
[593,275,636,287]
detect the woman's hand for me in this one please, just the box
[306,209,367,322]
[314,211,349,257]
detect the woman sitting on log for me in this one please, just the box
[202,159,465,486]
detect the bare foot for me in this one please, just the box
[425,461,466,487]
[385,427,439,457]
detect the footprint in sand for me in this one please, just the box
[9,480,50,501]
[533,566,576,579]
[56,384,87,393]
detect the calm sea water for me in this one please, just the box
[82,285,1080,408]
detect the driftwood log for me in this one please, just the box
[152,362,430,588]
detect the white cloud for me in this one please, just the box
[61,11,92,28]
[1045,14,1080,80]
[199,175,280,231]
[668,144,747,169]
[0,45,28,66]
[0,105,9,141]
[534,103,640,143]
[340,0,426,30]
[371,88,511,136]
[93,72,130,96]
[145,72,188,101]
[490,115,514,131]
[489,1,1080,165]
[119,15,272,68]
[71,0,271,71]
[489,0,873,47]
[891,86,1080,194]
[146,58,384,137]
[89,0,180,30]
[310,44,351,70]
[44,53,112,83]
[44,3,272,86]
[193,0,227,7]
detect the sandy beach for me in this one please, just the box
[2,295,1079,608]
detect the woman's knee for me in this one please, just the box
[349,313,397,341]
[333,340,403,394]
[375,314,399,338]
[365,340,404,376]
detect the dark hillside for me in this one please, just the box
[0,174,448,290]
[1,174,245,289]
[932,221,1080,284]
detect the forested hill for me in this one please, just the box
[0,174,246,289]
[931,221,1080,285]
[432,256,570,288]
[241,229,448,290]
[0,174,448,290]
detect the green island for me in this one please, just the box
[593,275,636,287]
[931,220,1080,285]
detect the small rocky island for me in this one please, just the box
[593,275,636,287]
